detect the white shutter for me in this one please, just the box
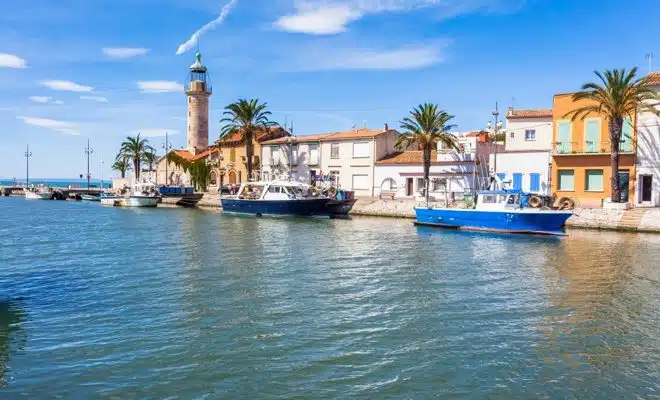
[353,142,370,158]
[352,174,370,190]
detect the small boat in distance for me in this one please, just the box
[101,183,161,207]
[414,189,573,235]
[221,180,333,217]
[24,186,51,200]
[80,194,101,202]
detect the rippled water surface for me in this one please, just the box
[1,197,659,398]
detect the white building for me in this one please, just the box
[490,108,553,194]
[636,71,660,207]
[260,134,325,183]
[374,131,500,199]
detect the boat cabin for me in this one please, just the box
[475,190,522,211]
[236,180,316,201]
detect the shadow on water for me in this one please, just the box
[0,300,25,388]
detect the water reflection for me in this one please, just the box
[0,300,24,387]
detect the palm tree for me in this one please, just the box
[564,68,660,202]
[117,134,154,180]
[111,156,131,178]
[219,98,277,181]
[396,103,458,204]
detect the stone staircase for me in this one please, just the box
[619,208,648,231]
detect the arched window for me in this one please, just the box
[381,178,398,191]
[210,170,218,186]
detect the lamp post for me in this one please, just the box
[24,144,32,187]
[162,132,172,186]
[286,136,296,181]
[85,139,94,190]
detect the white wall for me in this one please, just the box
[488,151,551,194]
[321,139,376,196]
[155,157,191,186]
[636,94,660,206]
[504,117,553,151]
[261,142,321,183]
[374,164,476,198]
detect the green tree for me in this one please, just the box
[143,151,157,173]
[117,134,155,180]
[395,103,458,204]
[111,156,131,178]
[166,152,211,191]
[564,68,660,202]
[219,98,276,181]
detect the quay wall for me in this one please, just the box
[195,192,660,233]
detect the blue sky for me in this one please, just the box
[1,0,659,179]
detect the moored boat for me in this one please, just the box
[80,194,101,202]
[221,180,332,217]
[100,183,161,207]
[24,186,51,200]
[414,190,573,235]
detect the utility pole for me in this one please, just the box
[24,144,32,187]
[488,102,503,186]
[85,139,94,190]
[162,131,172,186]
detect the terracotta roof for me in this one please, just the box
[377,150,472,165]
[192,148,219,161]
[261,133,332,145]
[647,71,660,86]
[172,149,194,161]
[506,108,553,119]
[216,126,289,144]
[320,128,391,141]
[465,130,487,137]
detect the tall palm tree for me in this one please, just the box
[111,156,131,178]
[564,68,660,202]
[219,98,276,181]
[396,103,458,204]
[117,134,154,180]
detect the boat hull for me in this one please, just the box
[326,199,357,216]
[414,207,573,235]
[80,194,101,202]
[25,191,50,200]
[101,196,160,207]
[221,198,332,217]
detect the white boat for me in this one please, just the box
[101,183,161,207]
[24,186,51,200]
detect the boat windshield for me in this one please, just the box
[239,184,265,199]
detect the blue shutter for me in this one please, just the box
[513,173,523,190]
[497,173,506,182]
[530,173,540,192]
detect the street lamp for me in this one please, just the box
[85,139,94,190]
[162,132,172,186]
[24,145,32,187]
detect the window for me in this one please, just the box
[416,178,425,192]
[432,178,446,192]
[353,142,370,158]
[271,147,279,164]
[530,173,541,192]
[230,147,236,162]
[188,111,191,117]
[330,143,340,159]
[290,144,299,165]
[524,129,536,141]
[557,121,572,153]
[585,169,604,192]
[621,117,633,152]
[268,185,281,193]
[482,195,497,204]
[512,173,523,190]
[558,170,575,191]
[510,131,515,139]
[309,144,319,165]
[352,174,369,190]
[585,119,600,153]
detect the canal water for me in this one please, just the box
[1,197,659,398]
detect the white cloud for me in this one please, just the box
[274,0,524,34]
[29,96,51,103]
[138,81,184,93]
[17,116,80,135]
[102,47,150,59]
[40,80,93,92]
[0,53,27,68]
[290,42,447,71]
[131,129,179,137]
[80,95,109,103]
[176,0,238,55]
[53,100,64,105]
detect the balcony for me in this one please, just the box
[553,141,634,155]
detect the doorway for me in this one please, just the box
[406,178,414,197]
[228,170,237,184]
[618,171,630,202]
[640,175,653,203]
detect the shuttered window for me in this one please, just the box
[352,174,370,190]
[353,142,370,158]
[558,170,574,191]
[585,169,604,192]
[530,173,541,192]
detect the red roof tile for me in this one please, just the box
[320,128,391,141]
[215,126,288,145]
[261,133,333,145]
[506,108,553,119]
[376,151,472,165]
[172,149,194,161]
[647,71,660,86]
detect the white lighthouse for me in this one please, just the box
[185,52,212,155]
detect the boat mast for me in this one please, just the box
[24,144,32,187]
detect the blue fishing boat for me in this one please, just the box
[414,189,573,235]
[221,180,333,217]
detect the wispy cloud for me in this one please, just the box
[289,41,448,71]
[29,96,51,104]
[17,116,80,135]
[131,129,179,137]
[175,0,238,55]
[40,80,93,92]
[138,81,184,93]
[80,95,109,103]
[0,53,27,68]
[274,0,524,34]
[102,47,150,59]
[53,100,64,105]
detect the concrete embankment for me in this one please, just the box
[194,192,660,233]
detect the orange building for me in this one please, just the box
[551,93,636,207]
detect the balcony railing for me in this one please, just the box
[553,140,634,155]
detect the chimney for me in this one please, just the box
[384,123,389,131]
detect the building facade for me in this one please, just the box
[489,108,553,194]
[552,93,636,207]
[260,134,325,183]
[636,71,660,207]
